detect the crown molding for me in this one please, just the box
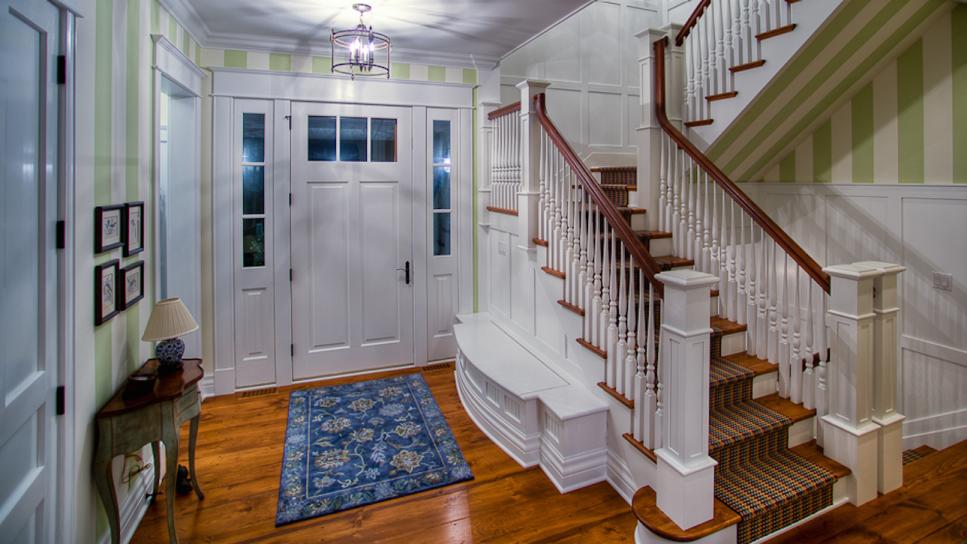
[158,0,498,70]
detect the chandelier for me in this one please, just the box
[331,3,391,79]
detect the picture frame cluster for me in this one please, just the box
[94,202,145,325]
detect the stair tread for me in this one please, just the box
[597,382,634,408]
[685,118,714,128]
[635,229,673,240]
[724,353,778,376]
[756,23,796,41]
[789,440,851,479]
[707,91,739,101]
[754,393,816,424]
[590,166,637,172]
[622,433,657,462]
[576,337,606,359]
[710,400,790,453]
[731,59,766,73]
[715,449,837,519]
[912,444,939,456]
[632,486,741,542]
[711,316,747,336]
[557,299,584,317]
[541,266,566,279]
[653,254,694,269]
[617,206,647,215]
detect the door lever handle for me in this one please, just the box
[396,261,411,285]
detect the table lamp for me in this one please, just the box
[142,298,199,372]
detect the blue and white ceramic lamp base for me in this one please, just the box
[156,337,186,371]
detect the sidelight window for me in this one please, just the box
[432,120,451,256]
[241,112,266,267]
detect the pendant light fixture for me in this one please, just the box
[331,3,391,79]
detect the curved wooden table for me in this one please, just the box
[94,359,205,544]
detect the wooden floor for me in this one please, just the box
[766,438,967,543]
[131,364,636,543]
[132,363,967,543]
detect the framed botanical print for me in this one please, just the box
[95,205,124,253]
[122,201,145,257]
[95,260,120,325]
[119,261,144,310]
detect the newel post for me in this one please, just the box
[821,263,880,505]
[654,269,719,530]
[856,261,906,494]
[636,27,668,229]
[517,80,550,249]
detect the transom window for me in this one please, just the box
[308,115,397,163]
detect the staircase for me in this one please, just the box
[471,5,908,543]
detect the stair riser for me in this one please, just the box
[752,372,777,400]
[787,417,814,449]
[720,330,746,357]
[647,237,673,256]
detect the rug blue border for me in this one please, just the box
[275,373,474,526]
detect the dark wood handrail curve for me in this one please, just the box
[488,101,521,120]
[653,37,830,293]
[533,93,665,298]
[676,0,712,46]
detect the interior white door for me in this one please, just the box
[0,0,60,541]
[291,102,414,379]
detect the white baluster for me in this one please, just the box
[756,228,768,357]
[607,231,619,388]
[710,183,720,307]
[687,160,697,260]
[578,191,589,310]
[634,270,646,440]
[803,280,815,409]
[746,222,757,352]
[790,264,802,405]
[815,293,829,446]
[767,239,779,363]
[685,29,696,123]
[778,252,790,398]
[643,283,656,447]
[616,242,628,396]
[592,207,603,347]
[569,171,581,304]
[736,210,747,324]
[625,257,637,396]
[741,0,753,64]
[601,224,612,354]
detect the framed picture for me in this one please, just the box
[122,201,145,257]
[94,205,124,253]
[119,261,144,310]
[95,260,120,325]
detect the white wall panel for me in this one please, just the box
[582,2,621,86]
[588,92,623,147]
[546,88,583,149]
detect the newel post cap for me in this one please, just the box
[853,261,906,275]
[655,269,719,290]
[822,263,881,280]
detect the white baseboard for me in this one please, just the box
[606,449,637,505]
[198,376,215,401]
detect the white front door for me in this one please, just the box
[290,102,414,379]
[0,0,61,541]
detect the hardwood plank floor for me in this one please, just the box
[131,365,637,543]
[766,438,967,544]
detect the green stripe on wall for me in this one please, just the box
[463,68,477,85]
[270,53,291,72]
[734,0,943,181]
[182,26,190,55]
[953,4,967,183]
[151,0,159,34]
[312,56,332,74]
[427,65,445,82]
[779,153,795,182]
[851,82,875,183]
[813,119,832,183]
[126,0,142,370]
[167,12,176,43]
[392,62,410,80]
[224,49,247,69]
[897,39,924,183]
[94,0,113,406]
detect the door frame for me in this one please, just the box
[211,70,474,394]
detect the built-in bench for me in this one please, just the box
[453,313,609,493]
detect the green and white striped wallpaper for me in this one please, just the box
[753,4,966,185]
[197,46,478,84]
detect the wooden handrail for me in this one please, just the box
[488,101,521,120]
[533,93,665,298]
[676,0,712,46]
[653,37,830,293]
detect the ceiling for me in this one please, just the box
[169,0,592,67]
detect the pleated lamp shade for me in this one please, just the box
[142,298,198,342]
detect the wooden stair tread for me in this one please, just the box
[533,237,548,247]
[636,230,673,240]
[723,352,777,376]
[622,433,657,462]
[756,23,796,41]
[653,255,694,269]
[590,166,636,172]
[755,393,816,424]
[730,59,766,73]
[706,91,738,102]
[541,266,565,279]
[486,205,518,216]
[710,316,747,336]
[576,337,606,359]
[790,440,851,480]
[617,206,647,215]
[911,444,938,457]
[632,486,741,542]
[684,118,714,128]
[597,382,634,408]
[557,299,584,317]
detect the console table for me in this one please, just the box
[94,359,205,544]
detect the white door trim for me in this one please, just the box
[211,69,474,394]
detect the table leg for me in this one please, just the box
[162,433,179,544]
[94,448,121,544]
[151,441,161,501]
[189,415,205,500]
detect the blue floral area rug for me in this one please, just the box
[276,373,473,525]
